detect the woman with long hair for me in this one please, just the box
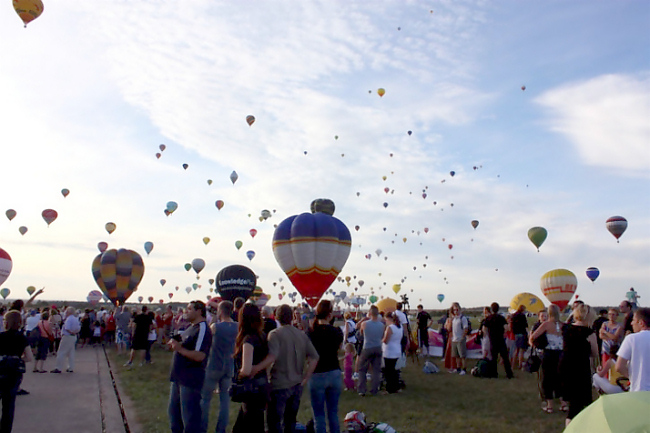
[382,312,403,393]
[232,303,269,433]
[529,304,566,413]
[307,300,344,433]
[560,304,598,426]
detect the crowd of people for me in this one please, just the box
[0,292,648,433]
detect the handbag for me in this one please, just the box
[229,375,268,403]
[524,352,541,373]
[532,332,548,350]
[0,355,27,381]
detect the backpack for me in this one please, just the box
[346,320,357,342]
[463,315,472,334]
[471,358,498,378]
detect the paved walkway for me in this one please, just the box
[12,345,141,433]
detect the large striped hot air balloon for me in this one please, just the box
[272,203,351,308]
[540,269,577,309]
[92,249,144,306]
[0,248,12,286]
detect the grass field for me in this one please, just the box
[110,343,572,433]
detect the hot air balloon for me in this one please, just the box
[230,171,239,184]
[207,179,213,185]
[202,237,210,245]
[272,205,351,308]
[185,287,192,294]
[87,290,103,306]
[310,198,335,216]
[191,258,205,275]
[19,226,27,235]
[42,209,58,226]
[606,216,627,243]
[471,220,479,229]
[138,296,143,303]
[5,210,16,221]
[215,264,256,302]
[528,227,547,252]
[215,200,224,210]
[160,279,166,286]
[0,288,10,299]
[0,248,12,287]
[92,249,144,306]
[376,297,397,313]
[159,144,166,152]
[182,163,189,170]
[246,250,256,261]
[261,210,272,220]
[246,115,255,126]
[166,202,178,214]
[235,240,243,250]
[586,267,600,282]
[61,188,70,198]
[96,242,108,253]
[369,295,378,304]
[540,269,577,309]
[13,0,44,27]
[144,241,154,255]
[105,222,117,234]
[450,171,455,177]
[249,229,257,239]
[509,292,545,314]
[148,296,154,303]
[26,286,35,296]
[155,153,161,159]
[377,88,385,97]
[437,294,444,303]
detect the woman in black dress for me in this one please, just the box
[0,310,33,433]
[560,304,598,426]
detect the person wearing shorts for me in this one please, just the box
[511,305,529,369]
[449,302,469,375]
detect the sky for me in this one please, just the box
[0,0,648,310]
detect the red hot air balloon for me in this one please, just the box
[97,242,108,253]
[249,229,257,238]
[42,209,58,226]
[0,248,12,286]
[272,204,351,307]
[606,216,627,243]
[92,249,144,306]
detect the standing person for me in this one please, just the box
[343,312,357,353]
[162,306,174,343]
[307,300,343,433]
[626,287,640,309]
[155,309,165,344]
[199,301,238,433]
[615,307,650,392]
[478,307,492,360]
[356,305,385,397]
[51,307,80,373]
[342,343,356,391]
[0,310,33,433]
[79,310,92,347]
[144,311,157,364]
[33,311,54,373]
[232,304,269,433]
[619,300,634,336]
[415,305,432,356]
[259,304,319,433]
[449,302,469,375]
[483,302,514,379]
[168,301,212,433]
[529,305,567,413]
[232,297,245,321]
[599,308,623,366]
[104,309,116,346]
[114,306,132,355]
[49,307,62,355]
[382,312,403,393]
[511,305,529,369]
[592,309,608,355]
[437,310,449,358]
[124,306,153,367]
[560,304,598,426]
[394,303,410,354]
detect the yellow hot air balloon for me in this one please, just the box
[105,222,117,235]
[509,292,545,314]
[392,284,401,294]
[203,237,210,245]
[13,0,44,27]
[540,269,577,309]
[377,88,386,97]
[377,297,397,313]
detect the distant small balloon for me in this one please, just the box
[249,229,257,238]
[215,200,224,210]
[61,188,70,198]
[19,226,28,235]
[182,163,189,170]
[144,241,154,255]
[5,209,16,221]
[246,250,256,261]
[377,88,385,97]
[230,171,239,184]
[97,242,108,253]
[166,201,178,214]
[235,240,243,250]
[159,144,166,152]
[105,222,116,234]
[407,131,412,135]
[207,179,213,185]
[246,115,255,126]
[203,237,210,245]
[42,209,58,226]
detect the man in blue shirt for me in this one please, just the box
[199,300,238,433]
[168,301,212,433]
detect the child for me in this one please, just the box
[593,344,625,394]
[91,321,102,346]
[342,343,356,390]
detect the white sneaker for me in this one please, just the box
[448,369,457,373]
[459,370,466,376]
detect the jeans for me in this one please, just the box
[199,369,233,433]
[168,381,202,433]
[145,340,154,363]
[268,384,303,433]
[309,369,342,433]
[0,378,19,433]
[357,347,382,395]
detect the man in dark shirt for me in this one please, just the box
[592,309,608,354]
[620,300,634,336]
[416,305,432,355]
[168,301,212,433]
[511,305,528,369]
[482,302,514,379]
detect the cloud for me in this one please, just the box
[535,73,650,176]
